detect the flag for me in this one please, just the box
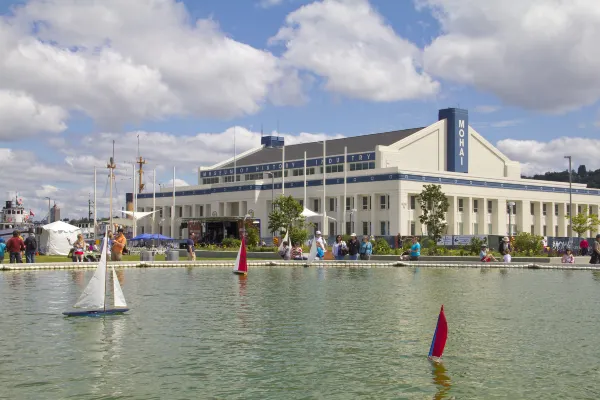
[30,210,34,216]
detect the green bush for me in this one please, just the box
[245,225,260,247]
[289,227,308,247]
[421,237,436,249]
[248,246,278,253]
[373,238,392,255]
[222,238,242,248]
[468,237,486,255]
[513,232,543,255]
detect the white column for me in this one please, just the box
[463,196,472,235]
[518,200,532,235]
[476,197,487,235]
[493,198,506,235]
[533,201,543,236]
[446,196,457,235]
[547,202,556,237]
[370,193,376,236]
[558,202,567,236]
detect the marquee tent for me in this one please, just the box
[40,221,82,256]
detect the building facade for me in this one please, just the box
[50,204,61,223]
[134,108,598,241]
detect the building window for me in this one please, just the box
[305,167,316,175]
[362,221,369,235]
[325,164,344,173]
[346,197,352,211]
[554,204,559,216]
[530,224,535,234]
[202,177,219,185]
[410,196,416,210]
[223,175,241,183]
[245,173,263,181]
[543,204,547,216]
[458,199,464,212]
[349,161,375,171]
[362,196,369,210]
[199,206,204,217]
[329,221,335,235]
[380,221,386,235]
[578,205,582,214]
[380,195,387,210]
[474,223,479,235]
[292,169,303,176]
[159,209,163,218]
[329,198,335,212]
[566,204,570,216]
[346,221,352,235]
[473,200,478,213]
[272,171,289,178]
[178,207,182,218]
[410,221,415,235]
[487,200,492,214]
[543,225,547,236]
[488,223,492,234]
[554,225,558,236]
[313,199,319,212]
[530,203,535,215]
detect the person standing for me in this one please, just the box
[347,233,360,261]
[332,235,347,261]
[6,230,25,263]
[0,238,6,264]
[580,238,589,256]
[187,232,196,261]
[111,228,127,261]
[410,236,421,261]
[24,232,37,263]
[499,236,512,262]
[359,236,372,261]
[591,234,600,264]
[315,231,326,260]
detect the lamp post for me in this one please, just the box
[565,156,573,239]
[508,201,516,238]
[349,208,357,234]
[44,197,51,223]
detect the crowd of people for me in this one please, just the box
[0,230,38,264]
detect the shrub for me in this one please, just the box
[289,227,308,247]
[513,232,543,256]
[373,238,392,255]
[245,225,260,247]
[468,237,486,256]
[421,237,436,249]
[222,238,241,248]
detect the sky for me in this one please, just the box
[1,0,600,220]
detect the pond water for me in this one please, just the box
[1,267,599,399]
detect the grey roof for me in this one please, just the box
[220,127,423,168]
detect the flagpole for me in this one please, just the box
[172,166,176,239]
[343,146,347,235]
[152,168,156,236]
[94,167,97,239]
[303,151,307,206]
[322,140,327,236]
[282,142,285,195]
[132,163,136,237]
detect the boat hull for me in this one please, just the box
[63,308,129,317]
[232,270,247,275]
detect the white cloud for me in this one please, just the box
[259,0,285,8]
[0,90,67,139]
[421,0,600,113]
[0,0,301,132]
[270,0,440,102]
[164,178,190,188]
[497,137,600,175]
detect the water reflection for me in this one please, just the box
[499,268,508,276]
[592,271,600,282]
[431,361,452,399]
[70,271,85,288]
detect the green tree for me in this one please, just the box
[289,226,308,246]
[513,232,543,255]
[417,184,450,243]
[268,195,305,236]
[244,224,260,246]
[578,164,587,177]
[567,205,600,237]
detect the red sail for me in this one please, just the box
[428,305,448,359]
[234,236,248,274]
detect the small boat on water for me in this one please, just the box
[63,232,129,317]
[233,236,248,275]
[428,305,448,362]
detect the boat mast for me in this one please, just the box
[106,142,116,312]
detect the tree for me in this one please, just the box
[578,164,587,178]
[567,205,600,237]
[417,184,449,243]
[268,195,305,236]
[245,224,260,246]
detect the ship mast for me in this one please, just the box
[136,135,146,194]
[108,140,116,233]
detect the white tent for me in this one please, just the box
[40,221,82,256]
[119,210,158,220]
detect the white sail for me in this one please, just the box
[74,236,107,309]
[307,236,318,264]
[233,241,242,272]
[112,266,127,308]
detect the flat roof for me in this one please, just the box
[219,127,423,168]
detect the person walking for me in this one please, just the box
[591,234,600,264]
[24,232,37,263]
[580,238,589,256]
[315,231,326,260]
[187,232,196,261]
[359,236,372,261]
[6,230,25,264]
[111,228,127,261]
[410,236,421,261]
[332,235,347,261]
[347,233,360,261]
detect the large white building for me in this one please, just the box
[134,108,597,241]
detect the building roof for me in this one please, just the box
[220,127,423,168]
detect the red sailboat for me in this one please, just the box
[428,305,448,362]
[233,236,248,275]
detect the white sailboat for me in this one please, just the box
[63,233,129,316]
[306,235,318,265]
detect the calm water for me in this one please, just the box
[1,267,600,399]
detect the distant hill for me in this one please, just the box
[522,165,600,189]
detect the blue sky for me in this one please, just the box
[1,0,599,218]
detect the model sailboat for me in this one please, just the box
[233,235,248,275]
[306,235,318,265]
[428,305,448,362]
[63,235,129,316]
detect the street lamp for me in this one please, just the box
[565,156,573,239]
[508,201,516,238]
[44,197,51,223]
[348,208,357,234]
